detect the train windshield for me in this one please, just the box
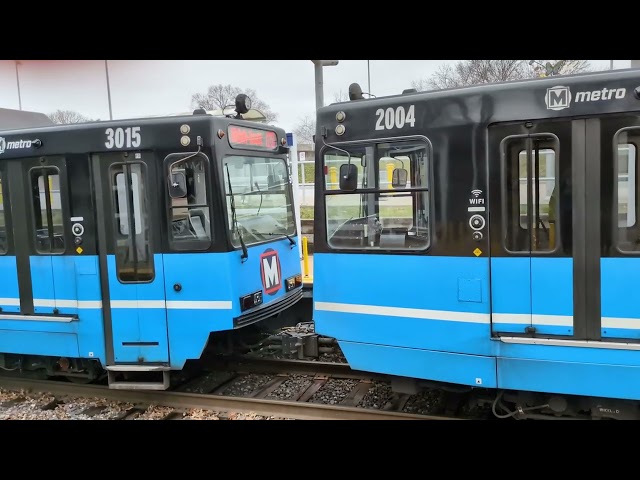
[223,155,295,247]
[323,140,431,251]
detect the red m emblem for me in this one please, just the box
[260,249,281,295]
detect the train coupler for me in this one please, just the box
[280,333,319,359]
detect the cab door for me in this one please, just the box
[93,151,169,364]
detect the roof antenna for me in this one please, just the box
[349,82,375,100]
[349,83,364,100]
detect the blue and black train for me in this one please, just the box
[312,68,640,419]
[0,96,303,389]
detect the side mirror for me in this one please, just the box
[392,168,408,188]
[168,171,187,198]
[339,163,358,191]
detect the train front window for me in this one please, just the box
[0,171,5,254]
[223,156,295,247]
[323,140,431,251]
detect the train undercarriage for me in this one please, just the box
[391,377,640,420]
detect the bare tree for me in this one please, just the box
[412,60,594,92]
[47,109,93,124]
[410,79,431,93]
[528,60,592,77]
[332,89,349,103]
[190,84,278,123]
[293,115,315,146]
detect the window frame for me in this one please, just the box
[321,135,433,253]
[29,165,66,255]
[109,161,155,284]
[163,151,214,252]
[500,133,561,256]
[614,126,640,254]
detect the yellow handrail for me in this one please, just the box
[303,236,310,279]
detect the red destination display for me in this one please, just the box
[228,125,277,150]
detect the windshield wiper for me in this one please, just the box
[255,230,296,247]
[225,164,248,262]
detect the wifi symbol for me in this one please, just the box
[471,189,482,197]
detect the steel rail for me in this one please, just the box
[0,377,457,421]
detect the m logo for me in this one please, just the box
[0,137,5,155]
[545,86,571,111]
[260,248,281,295]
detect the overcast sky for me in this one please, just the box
[0,60,628,134]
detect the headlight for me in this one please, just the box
[240,290,263,312]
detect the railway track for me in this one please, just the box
[0,376,452,420]
[0,355,481,420]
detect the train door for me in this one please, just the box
[489,119,587,338]
[600,115,640,341]
[3,156,79,317]
[490,116,640,343]
[92,152,169,364]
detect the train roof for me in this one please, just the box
[0,108,54,130]
[317,68,640,139]
[0,111,289,159]
[0,110,285,137]
[331,68,640,106]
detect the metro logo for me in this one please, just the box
[260,249,281,295]
[545,86,571,110]
[545,85,627,111]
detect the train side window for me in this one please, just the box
[323,140,431,251]
[167,155,212,249]
[617,143,636,230]
[111,162,154,283]
[0,171,6,254]
[615,129,640,252]
[503,135,558,253]
[30,167,65,254]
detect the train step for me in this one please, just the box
[106,365,171,390]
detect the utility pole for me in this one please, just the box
[105,60,113,120]
[311,60,339,111]
[15,61,22,110]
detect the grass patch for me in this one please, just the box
[300,206,314,219]
[299,205,414,220]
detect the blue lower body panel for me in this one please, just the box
[497,356,640,401]
[167,309,232,369]
[0,256,19,313]
[111,307,169,363]
[601,258,640,339]
[108,255,169,364]
[316,312,493,356]
[339,341,497,388]
[0,330,79,358]
[490,257,574,336]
